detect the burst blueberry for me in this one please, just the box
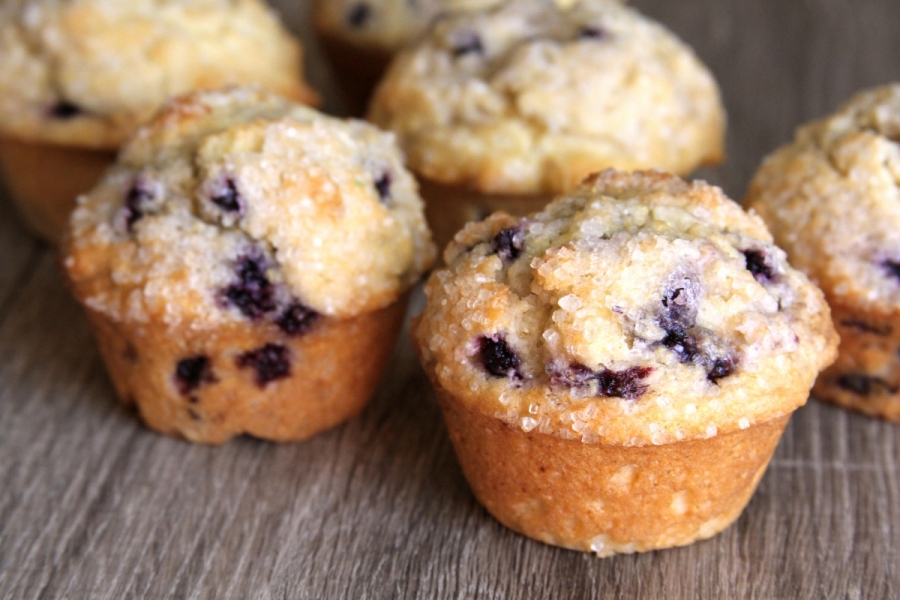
[211,178,242,213]
[743,248,775,283]
[224,253,276,319]
[478,335,521,379]
[491,226,524,263]
[237,343,291,387]
[174,355,214,395]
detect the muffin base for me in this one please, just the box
[418,178,553,251]
[812,300,900,422]
[0,138,116,244]
[435,387,790,555]
[84,297,408,444]
[315,31,393,116]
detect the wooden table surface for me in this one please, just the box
[1,1,899,598]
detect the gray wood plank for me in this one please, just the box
[0,0,898,598]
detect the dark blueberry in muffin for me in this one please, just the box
[276,302,319,337]
[47,101,82,119]
[491,226,525,263]
[550,362,651,400]
[210,178,243,213]
[346,3,372,28]
[478,334,521,379]
[174,355,214,395]
[577,26,608,40]
[706,354,737,383]
[124,179,156,231]
[595,366,653,400]
[882,259,900,282]
[237,343,291,387]
[224,253,276,319]
[374,171,392,203]
[451,30,484,57]
[661,326,700,364]
[743,249,775,283]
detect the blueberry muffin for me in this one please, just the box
[63,87,435,444]
[412,170,837,554]
[745,84,900,422]
[0,0,318,243]
[368,0,725,247]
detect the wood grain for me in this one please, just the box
[1,0,899,598]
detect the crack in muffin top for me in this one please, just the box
[414,170,837,446]
[64,87,435,326]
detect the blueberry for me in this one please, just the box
[47,101,82,119]
[595,366,653,400]
[174,356,214,395]
[743,249,775,283]
[211,178,242,213]
[577,26,608,40]
[346,3,371,28]
[276,302,319,337]
[224,253,276,319]
[661,326,700,363]
[237,343,291,387]
[374,171,392,203]
[124,179,156,231]
[549,362,652,400]
[491,226,525,263]
[478,335,522,379]
[882,259,900,281]
[451,30,484,57]
[706,355,737,383]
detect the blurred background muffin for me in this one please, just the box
[0,0,318,243]
[745,84,900,422]
[367,0,725,248]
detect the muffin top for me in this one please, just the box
[64,87,435,329]
[0,0,318,148]
[745,84,900,315]
[313,0,496,54]
[367,0,724,194]
[313,0,596,54]
[413,170,837,446]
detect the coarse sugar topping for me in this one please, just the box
[65,87,435,326]
[414,170,837,445]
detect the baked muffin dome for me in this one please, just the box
[412,170,837,553]
[745,83,900,421]
[0,0,318,149]
[63,87,435,443]
[66,86,433,321]
[367,0,725,195]
[416,170,836,446]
